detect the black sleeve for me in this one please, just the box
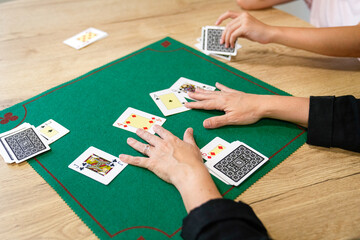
[307,95,360,153]
[181,199,270,240]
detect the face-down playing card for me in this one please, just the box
[68,146,127,185]
[0,125,50,163]
[204,26,238,56]
[150,89,190,116]
[206,141,269,186]
[113,107,166,134]
[170,77,216,100]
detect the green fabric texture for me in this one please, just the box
[0,37,306,240]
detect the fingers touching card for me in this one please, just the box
[170,77,216,100]
[150,89,190,116]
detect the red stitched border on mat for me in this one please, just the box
[21,45,306,238]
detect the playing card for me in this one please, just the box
[204,26,237,56]
[113,107,166,134]
[207,141,269,186]
[0,125,50,164]
[0,123,31,163]
[68,146,127,185]
[63,28,108,50]
[149,89,190,116]
[36,119,70,144]
[200,137,231,161]
[170,77,216,100]
[201,137,232,185]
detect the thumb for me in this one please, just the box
[183,127,197,146]
[203,115,229,129]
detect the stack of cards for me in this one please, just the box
[195,26,242,61]
[0,123,51,164]
[201,137,268,186]
[64,27,108,50]
[68,146,127,185]
[150,77,216,116]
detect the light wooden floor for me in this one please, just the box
[0,0,359,239]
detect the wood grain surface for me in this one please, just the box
[0,0,359,239]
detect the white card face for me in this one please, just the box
[170,77,216,100]
[149,89,190,116]
[204,26,237,56]
[207,141,269,186]
[0,125,50,164]
[68,146,127,185]
[36,119,70,144]
[201,137,231,161]
[63,28,108,50]
[113,107,166,134]
[0,123,31,163]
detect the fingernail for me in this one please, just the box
[203,120,210,128]
[127,138,134,144]
[119,154,126,161]
[220,39,223,44]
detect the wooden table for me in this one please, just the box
[0,0,359,239]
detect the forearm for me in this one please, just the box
[260,95,309,127]
[269,25,360,57]
[175,170,222,213]
[237,0,293,10]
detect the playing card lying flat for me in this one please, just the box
[36,119,69,144]
[64,27,108,50]
[169,77,216,100]
[150,89,190,116]
[68,146,127,185]
[202,137,268,186]
[0,123,51,164]
[113,107,166,134]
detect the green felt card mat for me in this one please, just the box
[0,37,306,240]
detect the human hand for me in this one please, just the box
[120,125,221,212]
[185,82,266,129]
[215,10,275,48]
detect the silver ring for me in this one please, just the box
[144,144,150,155]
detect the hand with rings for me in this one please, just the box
[119,125,221,212]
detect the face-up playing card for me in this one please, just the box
[149,89,190,116]
[36,119,70,144]
[0,125,50,164]
[200,137,231,161]
[170,77,216,100]
[206,141,269,186]
[204,26,238,56]
[68,146,127,185]
[63,28,108,50]
[201,137,232,185]
[113,107,166,134]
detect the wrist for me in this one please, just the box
[267,25,281,44]
[173,168,222,213]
